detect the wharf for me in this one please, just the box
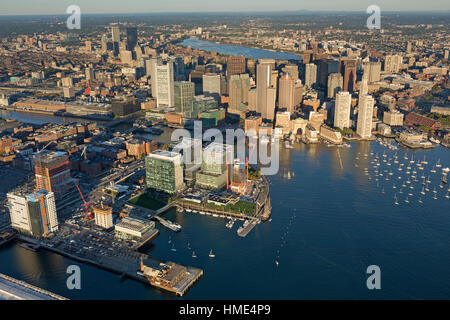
[237,220,259,238]
[0,273,67,300]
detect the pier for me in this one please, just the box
[0,273,67,300]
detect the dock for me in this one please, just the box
[0,273,67,300]
[152,216,181,232]
[237,220,259,237]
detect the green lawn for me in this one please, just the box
[129,193,167,210]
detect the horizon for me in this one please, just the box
[1,0,450,16]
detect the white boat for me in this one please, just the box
[209,250,215,258]
[192,251,197,258]
[436,159,442,168]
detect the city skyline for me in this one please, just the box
[1,0,450,15]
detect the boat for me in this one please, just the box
[381,188,385,194]
[418,198,423,203]
[442,176,447,184]
[226,219,234,229]
[275,260,279,267]
[192,251,197,258]
[421,187,425,195]
[209,250,215,258]
[171,244,177,252]
[394,194,399,205]
[445,192,449,199]
[405,196,409,203]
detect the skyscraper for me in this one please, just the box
[126,27,138,51]
[256,63,274,120]
[111,26,120,56]
[7,190,58,237]
[202,73,222,101]
[356,94,375,139]
[304,63,317,88]
[34,151,73,197]
[145,150,184,194]
[334,91,352,129]
[362,62,381,83]
[384,55,402,73]
[227,55,246,77]
[155,61,174,107]
[340,59,357,92]
[327,73,343,99]
[278,73,295,114]
[174,81,195,114]
[229,74,250,111]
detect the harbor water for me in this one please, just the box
[0,141,449,299]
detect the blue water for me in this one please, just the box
[179,38,303,61]
[0,141,449,299]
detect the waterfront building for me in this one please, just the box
[334,91,352,129]
[115,216,156,240]
[383,111,404,126]
[196,143,233,190]
[356,94,375,139]
[146,150,184,194]
[7,190,58,237]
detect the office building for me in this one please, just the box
[174,81,195,114]
[196,143,233,189]
[334,91,352,129]
[227,55,246,77]
[340,59,357,92]
[7,190,58,237]
[304,63,317,88]
[156,62,175,107]
[327,73,343,99]
[229,74,250,111]
[278,73,295,114]
[34,151,73,197]
[146,150,184,193]
[202,73,221,101]
[126,27,138,51]
[256,63,276,121]
[356,95,375,139]
[383,111,404,126]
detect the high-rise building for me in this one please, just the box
[202,73,221,101]
[85,67,94,81]
[356,94,375,139]
[282,64,299,80]
[227,55,246,77]
[327,73,343,99]
[229,74,250,111]
[126,27,138,51]
[334,91,352,129]
[7,190,58,237]
[155,62,175,107]
[362,62,381,84]
[145,150,184,194]
[256,63,274,120]
[93,204,113,229]
[278,73,295,114]
[196,143,233,190]
[34,151,73,197]
[405,41,412,53]
[318,59,339,88]
[304,63,317,88]
[174,81,195,114]
[384,55,402,73]
[340,59,357,92]
[111,26,120,56]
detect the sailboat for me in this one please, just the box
[192,251,197,258]
[421,186,425,195]
[171,243,177,252]
[394,194,399,205]
[405,196,410,203]
[209,250,215,258]
[436,159,442,168]
[381,188,385,194]
[275,260,279,267]
[418,197,423,204]
[445,192,449,199]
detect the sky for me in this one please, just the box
[0,0,449,15]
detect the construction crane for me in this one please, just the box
[37,141,56,154]
[75,184,93,220]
